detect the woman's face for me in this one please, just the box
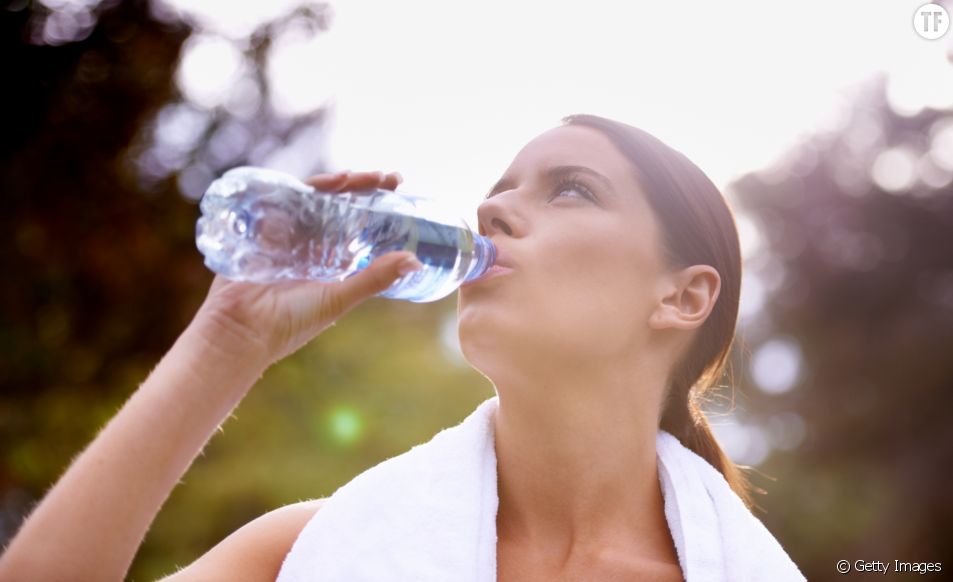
[457,124,672,381]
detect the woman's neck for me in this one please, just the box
[492,368,676,565]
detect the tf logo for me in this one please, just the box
[914,3,950,39]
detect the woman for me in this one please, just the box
[0,115,802,581]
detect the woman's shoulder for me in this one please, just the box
[158,498,326,581]
[259,498,327,524]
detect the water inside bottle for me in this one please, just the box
[358,208,493,302]
[196,171,495,302]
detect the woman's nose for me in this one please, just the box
[476,198,515,237]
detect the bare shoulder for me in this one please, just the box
[158,498,326,581]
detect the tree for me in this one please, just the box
[731,74,953,579]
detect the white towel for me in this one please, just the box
[656,431,805,581]
[276,396,805,581]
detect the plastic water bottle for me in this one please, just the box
[195,167,496,303]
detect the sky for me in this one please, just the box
[167,0,953,223]
[163,0,952,463]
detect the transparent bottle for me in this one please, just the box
[195,167,496,303]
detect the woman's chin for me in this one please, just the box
[459,326,510,363]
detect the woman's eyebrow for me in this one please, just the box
[547,165,614,192]
[485,165,615,198]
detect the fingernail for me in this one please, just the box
[398,257,424,275]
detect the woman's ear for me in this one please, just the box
[649,265,721,331]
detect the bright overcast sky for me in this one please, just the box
[167,0,953,226]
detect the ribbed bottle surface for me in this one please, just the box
[196,167,496,303]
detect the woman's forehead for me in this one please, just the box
[504,125,646,204]
[512,125,631,175]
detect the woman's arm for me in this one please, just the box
[0,171,420,581]
[158,498,325,582]
[0,313,272,580]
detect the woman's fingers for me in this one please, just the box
[381,172,402,191]
[306,171,350,192]
[326,251,421,318]
[305,170,403,193]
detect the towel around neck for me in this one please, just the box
[276,396,805,582]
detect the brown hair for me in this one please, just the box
[562,114,754,508]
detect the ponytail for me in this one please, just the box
[660,353,756,510]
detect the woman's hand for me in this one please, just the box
[195,170,423,366]
[0,171,424,581]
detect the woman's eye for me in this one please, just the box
[482,177,595,201]
[552,180,592,201]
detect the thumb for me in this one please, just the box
[331,252,423,312]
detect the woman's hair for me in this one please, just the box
[562,114,754,508]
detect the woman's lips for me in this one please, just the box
[460,242,515,289]
[491,246,515,269]
[460,264,514,288]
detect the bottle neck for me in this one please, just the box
[463,235,497,282]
